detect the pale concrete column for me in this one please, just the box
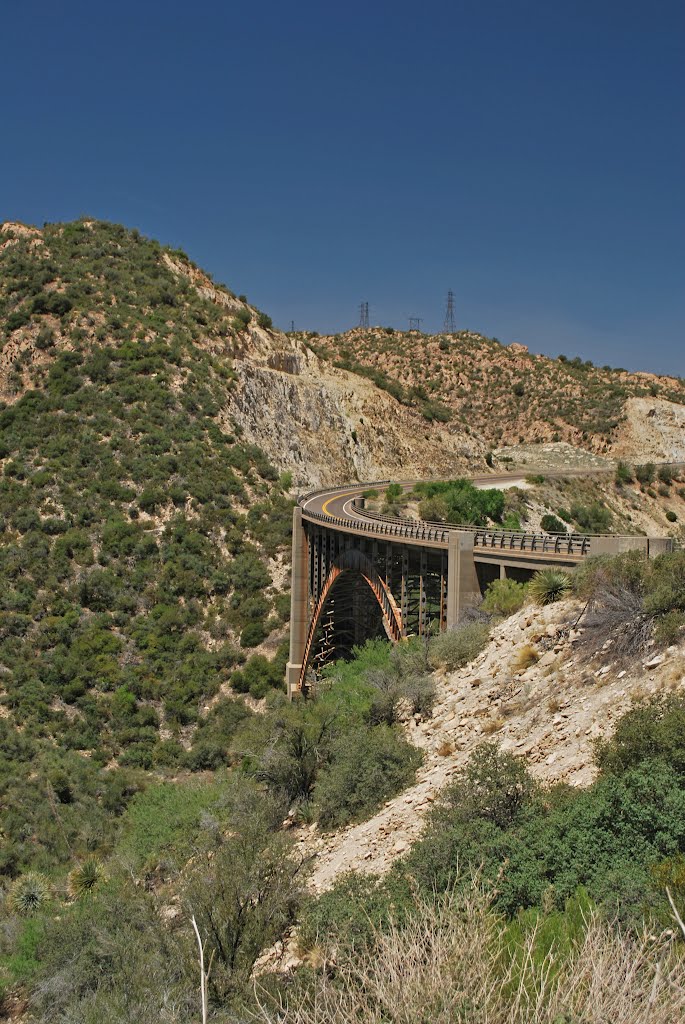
[446,531,481,628]
[499,563,507,580]
[286,506,309,698]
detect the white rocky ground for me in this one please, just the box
[295,600,685,894]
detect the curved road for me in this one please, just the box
[302,473,535,522]
[298,470,628,561]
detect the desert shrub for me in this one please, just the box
[540,513,566,533]
[666,509,677,522]
[184,817,304,1002]
[615,460,633,484]
[595,695,685,778]
[413,479,504,526]
[298,871,409,960]
[481,578,527,617]
[418,495,449,522]
[240,620,268,647]
[512,643,539,671]
[571,501,612,533]
[67,859,105,899]
[314,726,422,829]
[350,640,435,725]
[635,462,656,485]
[231,308,251,331]
[438,743,535,831]
[420,399,452,423]
[8,873,51,916]
[28,877,193,1024]
[428,621,490,670]
[655,610,685,646]
[256,712,335,804]
[528,569,571,605]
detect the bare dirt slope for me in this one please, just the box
[613,397,685,464]
[299,601,685,893]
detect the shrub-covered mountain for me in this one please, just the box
[0,219,438,878]
[306,326,685,459]
[0,219,303,763]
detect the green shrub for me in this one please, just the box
[540,513,566,533]
[528,569,572,605]
[67,858,106,898]
[596,696,685,778]
[481,578,527,617]
[314,726,422,829]
[615,460,633,484]
[502,512,522,530]
[117,779,229,869]
[666,509,677,522]
[428,621,490,670]
[412,479,504,526]
[438,742,535,830]
[571,501,612,533]
[635,463,656,485]
[654,610,685,646]
[8,873,51,916]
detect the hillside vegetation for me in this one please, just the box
[1,219,684,1021]
[0,219,297,755]
[306,326,685,455]
[0,221,427,1017]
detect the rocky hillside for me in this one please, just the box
[301,598,685,893]
[0,221,484,489]
[306,327,685,460]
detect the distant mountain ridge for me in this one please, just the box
[305,326,685,462]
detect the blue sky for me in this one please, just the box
[2,0,683,375]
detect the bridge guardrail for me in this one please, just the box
[348,503,592,556]
[300,506,591,556]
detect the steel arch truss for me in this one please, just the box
[298,547,403,692]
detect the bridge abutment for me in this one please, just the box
[286,506,309,699]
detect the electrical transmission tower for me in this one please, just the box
[444,290,456,332]
[359,301,369,328]
[408,317,422,332]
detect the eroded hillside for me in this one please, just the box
[0,221,484,489]
[302,598,685,892]
[306,326,685,461]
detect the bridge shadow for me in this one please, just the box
[309,571,389,675]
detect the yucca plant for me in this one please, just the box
[529,568,572,606]
[68,858,105,899]
[8,872,51,916]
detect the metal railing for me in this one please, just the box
[348,503,592,556]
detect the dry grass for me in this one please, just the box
[511,644,540,673]
[254,884,685,1024]
[482,716,506,735]
[579,582,654,662]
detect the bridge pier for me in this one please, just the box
[286,506,309,699]
[446,531,481,627]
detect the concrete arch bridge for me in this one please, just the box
[286,476,674,697]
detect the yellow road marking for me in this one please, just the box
[321,488,365,517]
